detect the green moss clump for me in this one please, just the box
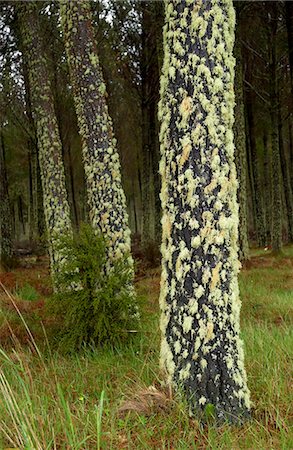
[48,224,139,352]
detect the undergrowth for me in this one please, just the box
[48,224,140,352]
[0,247,292,448]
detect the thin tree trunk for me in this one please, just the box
[60,1,134,284]
[233,16,249,262]
[278,108,293,242]
[286,2,293,92]
[269,10,282,253]
[0,131,12,270]
[17,2,72,279]
[141,1,163,248]
[263,133,272,244]
[159,0,250,422]
[246,92,266,246]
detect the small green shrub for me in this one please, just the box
[15,283,39,302]
[49,224,139,352]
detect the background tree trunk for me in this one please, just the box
[234,13,249,262]
[141,1,163,249]
[17,2,72,278]
[269,9,282,253]
[0,131,12,270]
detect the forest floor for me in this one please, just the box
[0,247,292,449]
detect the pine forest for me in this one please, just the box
[0,1,292,448]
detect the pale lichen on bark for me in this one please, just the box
[60,1,134,283]
[17,1,72,280]
[159,0,250,422]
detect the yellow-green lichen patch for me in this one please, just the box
[60,0,135,296]
[158,0,250,422]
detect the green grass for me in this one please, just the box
[15,283,39,302]
[0,249,292,449]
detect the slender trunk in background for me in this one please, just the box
[278,108,293,242]
[286,2,293,91]
[246,91,266,246]
[288,120,293,189]
[244,105,255,236]
[0,131,12,270]
[233,15,249,262]
[141,1,163,248]
[50,49,79,229]
[159,0,250,422]
[22,57,43,244]
[263,133,272,244]
[60,1,134,287]
[17,2,72,278]
[269,11,282,253]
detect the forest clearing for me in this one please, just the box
[0,247,292,449]
[1,0,293,448]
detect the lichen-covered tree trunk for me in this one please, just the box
[0,131,12,270]
[159,0,250,422]
[60,1,134,276]
[233,17,249,262]
[17,2,72,277]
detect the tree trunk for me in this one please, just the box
[269,10,282,253]
[159,0,250,422]
[246,91,266,246]
[286,2,293,91]
[60,1,134,282]
[17,2,72,278]
[233,15,249,262]
[278,109,293,242]
[22,54,43,244]
[141,1,163,248]
[0,131,12,270]
[263,133,272,244]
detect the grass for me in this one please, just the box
[0,248,292,449]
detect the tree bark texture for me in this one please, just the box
[0,132,12,269]
[233,20,249,262]
[60,0,134,275]
[246,92,266,246]
[159,0,250,422]
[141,1,163,247]
[17,2,72,277]
[269,12,282,253]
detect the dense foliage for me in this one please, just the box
[49,224,139,352]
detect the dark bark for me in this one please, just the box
[246,90,266,246]
[141,1,163,247]
[278,108,293,242]
[263,133,272,244]
[233,13,249,262]
[0,131,12,269]
[286,2,293,91]
[159,0,250,422]
[268,9,282,253]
